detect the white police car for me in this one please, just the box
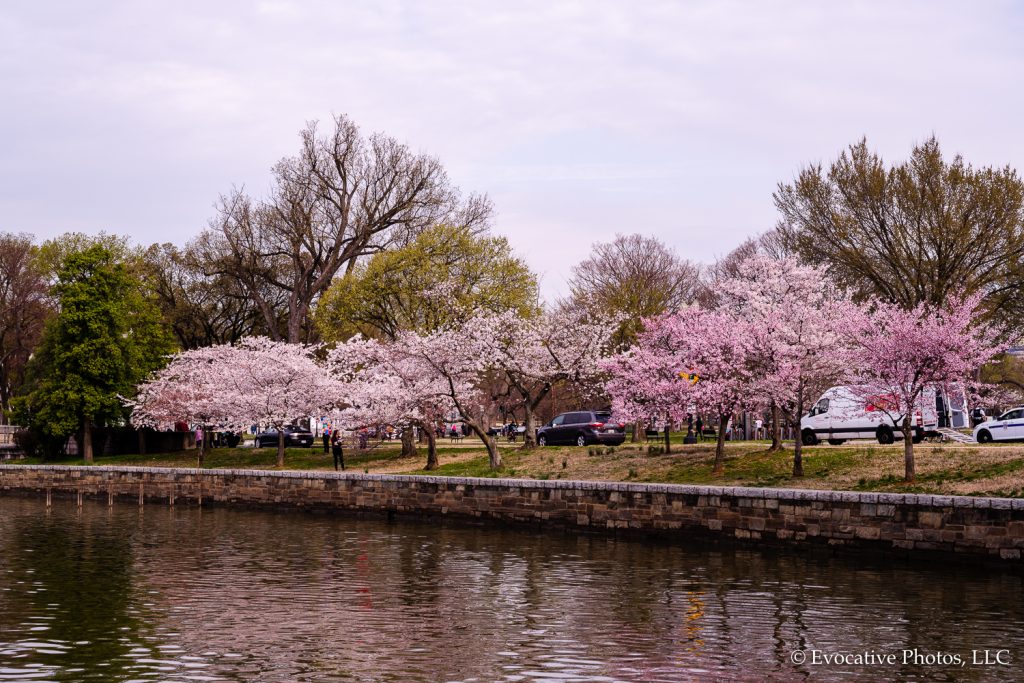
[973,407,1024,443]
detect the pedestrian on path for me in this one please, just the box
[332,432,345,471]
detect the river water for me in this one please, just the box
[0,495,1021,682]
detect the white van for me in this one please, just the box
[800,386,950,446]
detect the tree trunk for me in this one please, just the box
[903,414,915,482]
[663,423,671,454]
[792,383,805,477]
[632,420,646,443]
[713,414,728,474]
[401,428,417,458]
[521,404,538,450]
[82,418,94,464]
[465,420,501,469]
[199,423,207,466]
[277,430,286,468]
[769,402,782,452]
[138,429,146,456]
[423,424,439,470]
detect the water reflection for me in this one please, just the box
[0,495,1021,681]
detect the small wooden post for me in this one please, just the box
[45,488,52,507]
[77,490,82,508]
[138,482,144,507]
[169,486,175,508]
[108,488,114,507]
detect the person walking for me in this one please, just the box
[322,426,331,454]
[695,416,703,441]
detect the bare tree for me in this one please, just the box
[201,114,492,342]
[567,233,702,347]
[774,136,1024,329]
[0,233,51,422]
[567,233,701,441]
[145,242,270,349]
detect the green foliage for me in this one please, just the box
[315,224,539,341]
[775,136,1024,329]
[14,244,175,453]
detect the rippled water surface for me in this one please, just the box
[0,495,1022,681]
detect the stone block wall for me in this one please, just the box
[1,465,1022,564]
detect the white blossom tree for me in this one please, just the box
[475,310,617,449]
[133,337,345,467]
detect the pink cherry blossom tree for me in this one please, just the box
[718,255,852,476]
[329,336,455,470]
[133,337,345,467]
[603,308,757,472]
[475,309,617,449]
[388,325,504,469]
[841,293,1005,482]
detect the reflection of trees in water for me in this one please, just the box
[0,502,152,681]
[4,497,1023,682]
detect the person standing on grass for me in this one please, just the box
[322,425,331,454]
[331,432,345,471]
[695,416,703,441]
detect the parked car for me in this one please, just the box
[536,410,626,447]
[973,407,1024,443]
[255,426,315,448]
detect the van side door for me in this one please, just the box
[808,397,831,437]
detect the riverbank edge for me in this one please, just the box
[2,465,1022,565]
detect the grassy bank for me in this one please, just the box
[17,438,1024,498]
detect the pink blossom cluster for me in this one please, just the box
[131,337,345,433]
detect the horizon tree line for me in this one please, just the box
[2,121,1024,462]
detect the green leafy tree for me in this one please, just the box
[14,244,175,461]
[774,136,1024,329]
[315,224,539,342]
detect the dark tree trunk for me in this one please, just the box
[521,403,538,450]
[792,382,805,477]
[401,428,417,458]
[632,420,646,443]
[138,429,146,456]
[903,414,915,482]
[82,418,94,464]
[422,424,439,470]
[713,414,728,474]
[277,430,286,468]
[197,425,206,468]
[663,423,671,454]
[769,402,783,452]
[464,420,501,469]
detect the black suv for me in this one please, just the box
[536,410,626,447]
[255,426,315,448]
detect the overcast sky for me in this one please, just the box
[2,1,1023,300]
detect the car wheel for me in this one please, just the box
[801,429,818,446]
[576,434,587,447]
[827,439,845,446]
[877,426,895,445]
[977,429,993,444]
[538,435,547,447]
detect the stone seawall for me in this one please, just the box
[1,465,1023,564]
